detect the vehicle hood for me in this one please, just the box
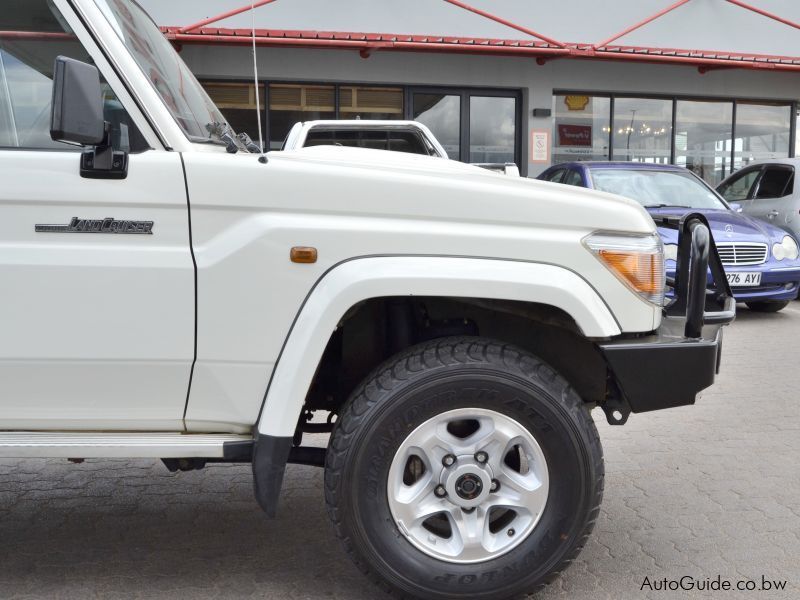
[273,145,657,234]
[648,207,787,245]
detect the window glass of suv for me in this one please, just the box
[717,168,762,201]
[96,0,228,146]
[304,128,431,155]
[755,166,794,199]
[0,0,146,151]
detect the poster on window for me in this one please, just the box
[530,130,550,163]
[557,124,592,147]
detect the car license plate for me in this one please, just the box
[726,272,761,287]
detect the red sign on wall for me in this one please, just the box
[557,124,592,147]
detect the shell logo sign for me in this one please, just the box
[564,95,590,111]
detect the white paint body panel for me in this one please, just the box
[0,151,194,430]
[257,256,619,437]
[183,148,660,432]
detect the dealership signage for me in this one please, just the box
[557,124,592,147]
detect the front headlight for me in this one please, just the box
[584,232,665,306]
[772,235,799,261]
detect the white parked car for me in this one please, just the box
[283,119,521,176]
[0,1,733,598]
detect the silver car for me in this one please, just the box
[717,158,800,239]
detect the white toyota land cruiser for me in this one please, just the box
[0,1,735,598]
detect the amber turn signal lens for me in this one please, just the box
[290,246,317,263]
[598,250,662,294]
[584,232,665,306]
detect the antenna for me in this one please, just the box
[250,1,267,163]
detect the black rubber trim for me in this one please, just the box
[600,317,722,413]
[252,434,293,518]
[222,440,254,461]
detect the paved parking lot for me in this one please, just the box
[1,305,798,599]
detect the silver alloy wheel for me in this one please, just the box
[387,407,549,564]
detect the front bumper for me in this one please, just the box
[600,317,723,414]
[598,213,735,424]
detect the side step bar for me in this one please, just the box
[0,432,253,459]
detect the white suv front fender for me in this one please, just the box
[257,256,621,437]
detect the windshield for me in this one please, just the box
[94,0,231,144]
[589,168,728,210]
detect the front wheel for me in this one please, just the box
[746,300,790,313]
[325,337,604,600]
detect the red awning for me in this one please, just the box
[162,26,800,72]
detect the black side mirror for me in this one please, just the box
[50,56,128,179]
[50,56,105,145]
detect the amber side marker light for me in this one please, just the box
[291,246,318,263]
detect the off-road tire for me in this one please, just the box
[324,336,604,600]
[746,300,789,313]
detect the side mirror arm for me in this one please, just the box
[81,123,128,179]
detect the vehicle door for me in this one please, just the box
[717,166,762,214]
[749,165,796,233]
[0,0,194,430]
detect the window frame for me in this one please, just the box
[717,165,764,201]
[752,164,795,201]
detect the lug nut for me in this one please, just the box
[474,451,488,464]
[507,528,515,537]
[434,484,447,498]
[442,454,457,467]
[490,479,500,492]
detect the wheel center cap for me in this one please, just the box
[442,461,492,508]
[455,474,482,500]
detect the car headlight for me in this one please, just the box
[584,232,665,306]
[664,244,678,262]
[772,235,799,261]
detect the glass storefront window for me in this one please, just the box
[413,93,460,159]
[268,83,335,150]
[675,100,734,185]
[612,97,672,163]
[469,96,516,164]
[553,95,610,163]
[734,102,791,170]
[339,86,403,120]
[202,82,265,149]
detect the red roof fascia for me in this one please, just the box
[161,27,800,71]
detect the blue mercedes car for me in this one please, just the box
[538,162,800,312]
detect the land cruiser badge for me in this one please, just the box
[35,217,153,234]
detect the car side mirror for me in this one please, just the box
[50,56,128,179]
[728,203,743,213]
[50,56,105,146]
